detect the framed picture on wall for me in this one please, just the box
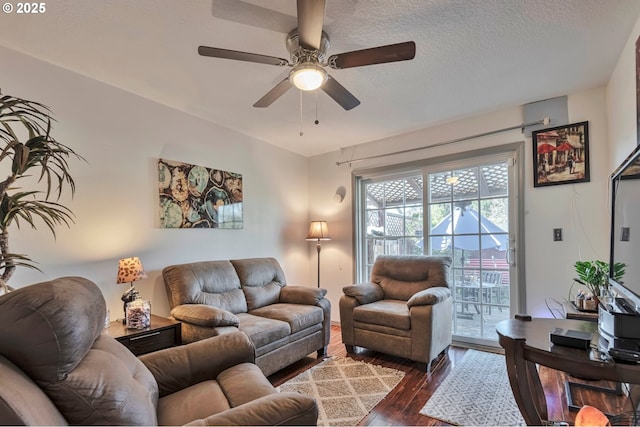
[532,121,590,188]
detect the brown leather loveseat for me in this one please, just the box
[163,257,331,376]
[0,277,318,425]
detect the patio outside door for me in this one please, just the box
[425,154,519,346]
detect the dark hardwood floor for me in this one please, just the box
[268,325,633,426]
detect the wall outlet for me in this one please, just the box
[621,227,631,242]
[553,228,563,241]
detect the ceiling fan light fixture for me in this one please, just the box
[290,64,327,91]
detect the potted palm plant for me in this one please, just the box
[0,92,83,293]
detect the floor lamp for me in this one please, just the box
[306,221,331,288]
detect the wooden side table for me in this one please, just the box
[105,314,181,356]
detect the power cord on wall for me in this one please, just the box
[545,297,566,319]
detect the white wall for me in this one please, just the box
[309,88,612,321]
[607,15,640,167]
[0,45,311,319]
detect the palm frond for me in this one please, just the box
[0,93,84,282]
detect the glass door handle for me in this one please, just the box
[506,248,515,266]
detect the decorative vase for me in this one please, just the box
[125,299,151,329]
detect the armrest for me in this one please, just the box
[407,287,451,308]
[170,304,239,327]
[280,285,327,305]
[342,282,384,305]
[185,392,318,426]
[140,331,254,397]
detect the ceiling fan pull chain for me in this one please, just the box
[299,90,304,136]
[315,91,319,125]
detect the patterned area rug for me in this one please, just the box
[277,356,405,426]
[420,349,525,426]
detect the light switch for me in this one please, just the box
[621,227,630,242]
[553,228,563,241]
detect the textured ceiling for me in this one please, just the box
[1,0,639,157]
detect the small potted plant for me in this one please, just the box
[573,260,625,309]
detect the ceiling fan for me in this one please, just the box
[198,0,416,111]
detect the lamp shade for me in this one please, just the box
[306,221,331,241]
[117,257,147,284]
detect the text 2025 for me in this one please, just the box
[17,2,45,13]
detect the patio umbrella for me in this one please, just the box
[556,142,573,152]
[537,143,557,155]
[429,206,508,252]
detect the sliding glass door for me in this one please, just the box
[355,149,521,347]
[425,155,517,346]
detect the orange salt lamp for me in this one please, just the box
[575,405,610,426]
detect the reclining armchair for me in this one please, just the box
[0,277,317,425]
[340,255,453,371]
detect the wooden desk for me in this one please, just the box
[496,318,640,425]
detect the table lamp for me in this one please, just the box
[306,221,331,288]
[117,256,147,324]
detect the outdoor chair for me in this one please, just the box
[339,255,453,371]
[482,270,508,312]
[481,270,502,314]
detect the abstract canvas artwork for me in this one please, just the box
[158,159,243,228]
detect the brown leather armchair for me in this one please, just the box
[339,255,453,371]
[0,277,318,425]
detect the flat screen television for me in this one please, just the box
[609,143,640,313]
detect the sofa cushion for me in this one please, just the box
[343,282,384,305]
[232,258,287,311]
[280,286,327,305]
[44,334,159,425]
[407,287,451,307]
[236,313,291,349]
[249,304,324,334]
[163,261,248,314]
[250,303,323,335]
[158,380,230,426]
[371,255,451,301]
[0,277,159,426]
[244,282,283,312]
[0,277,105,381]
[0,356,68,426]
[217,363,277,408]
[353,300,411,330]
[171,304,239,327]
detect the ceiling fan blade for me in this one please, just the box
[328,41,416,69]
[297,0,326,50]
[253,78,292,108]
[198,46,289,67]
[321,75,360,111]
